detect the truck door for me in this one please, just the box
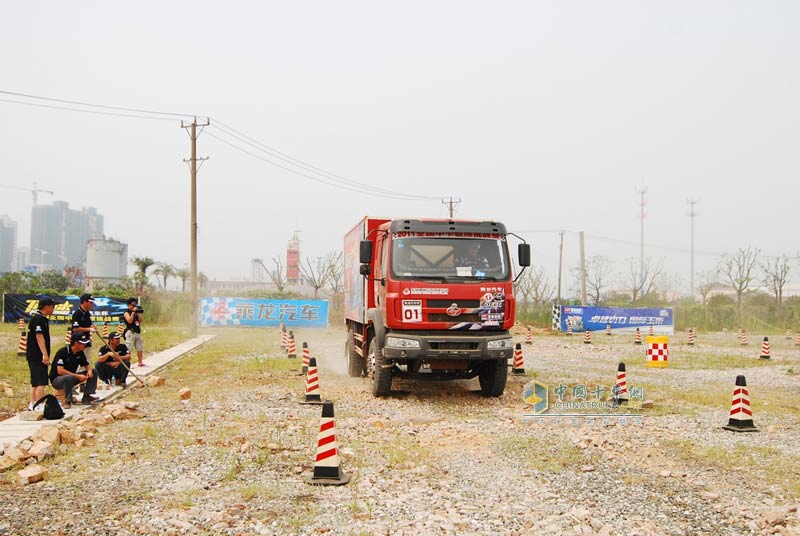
[375,232,388,309]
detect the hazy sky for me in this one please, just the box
[1,1,797,296]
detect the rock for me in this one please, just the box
[3,387,13,398]
[17,464,47,485]
[106,404,145,420]
[580,465,595,472]
[32,425,60,445]
[18,411,43,422]
[764,511,786,527]
[4,447,26,462]
[340,448,354,457]
[75,439,86,448]
[146,375,166,387]
[640,400,654,409]
[27,441,54,461]
[179,387,192,400]
[0,455,20,471]
[239,441,251,454]
[659,470,671,478]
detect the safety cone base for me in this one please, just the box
[304,470,351,486]
[512,369,525,375]
[722,423,759,433]
[299,396,325,405]
[759,355,771,360]
[646,362,668,368]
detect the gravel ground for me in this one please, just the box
[1,328,798,536]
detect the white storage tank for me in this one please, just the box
[86,239,128,288]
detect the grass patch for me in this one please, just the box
[504,436,596,473]
[665,352,774,371]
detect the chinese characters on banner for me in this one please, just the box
[199,298,329,328]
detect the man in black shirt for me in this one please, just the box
[72,293,97,359]
[124,298,145,367]
[26,297,56,410]
[96,333,131,388]
[50,332,99,407]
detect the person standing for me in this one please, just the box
[124,298,145,367]
[96,333,130,387]
[50,333,99,407]
[26,297,56,410]
[72,293,97,358]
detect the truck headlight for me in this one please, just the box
[385,336,421,349]
[487,338,514,350]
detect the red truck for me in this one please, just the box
[344,217,530,397]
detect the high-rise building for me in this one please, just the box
[14,246,29,272]
[0,215,17,274]
[30,201,104,271]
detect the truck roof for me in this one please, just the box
[388,219,507,235]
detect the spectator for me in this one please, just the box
[96,332,130,388]
[72,293,97,359]
[124,298,145,367]
[50,333,99,408]
[26,297,57,410]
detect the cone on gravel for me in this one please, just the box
[287,331,297,358]
[795,332,800,347]
[785,328,792,340]
[512,343,525,375]
[17,318,25,331]
[566,322,573,336]
[722,375,759,432]
[524,327,532,345]
[646,336,669,368]
[65,327,72,345]
[102,323,109,338]
[280,326,288,349]
[634,328,642,345]
[612,362,628,404]
[583,330,591,345]
[17,331,26,356]
[305,401,350,485]
[687,328,695,346]
[117,322,124,335]
[759,337,771,360]
[648,322,654,336]
[740,330,749,346]
[302,342,310,373]
[300,357,323,405]
[606,323,612,336]
[514,321,521,335]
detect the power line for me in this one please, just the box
[0,98,179,121]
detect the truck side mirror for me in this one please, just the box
[359,240,373,264]
[518,243,531,267]
[359,264,371,276]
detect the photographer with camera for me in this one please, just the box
[123,298,146,367]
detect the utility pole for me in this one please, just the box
[181,117,209,337]
[687,199,698,298]
[579,231,587,305]
[635,187,647,295]
[557,230,565,304]
[442,197,461,218]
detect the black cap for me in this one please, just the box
[71,332,92,346]
[38,297,56,308]
[108,332,122,340]
[80,293,95,303]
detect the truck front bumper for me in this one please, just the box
[383,332,514,361]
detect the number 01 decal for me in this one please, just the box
[402,300,422,323]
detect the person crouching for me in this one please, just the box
[96,332,131,388]
[50,332,99,408]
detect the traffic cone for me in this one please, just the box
[280,326,288,349]
[740,330,749,346]
[17,331,26,356]
[17,318,25,331]
[795,332,800,347]
[687,328,695,346]
[300,357,323,405]
[785,328,792,340]
[634,328,642,345]
[722,375,759,432]
[102,323,109,338]
[648,323,654,336]
[287,331,297,358]
[646,336,669,368]
[606,323,612,336]
[512,343,525,375]
[302,342,311,374]
[524,327,532,345]
[65,327,72,345]
[566,322,573,336]
[514,321,521,335]
[759,337,771,360]
[305,401,350,485]
[612,362,628,405]
[117,322,125,335]
[583,330,591,344]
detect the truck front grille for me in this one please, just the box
[427,299,481,308]
[429,341,480,350]
[429,314,481,323]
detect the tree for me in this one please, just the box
[623,257,664,302]
[37,270,69,292]
[655,272,684,303]
[301,256,332,299]
[762,255,790,309]
[324,250,344,309]
[696,271,718,306]
[64,265,85,288]
[131,257,156,277]
[514,265,553,313]
[269,257,287,292]
[720,247,760,325]
[198,272,209,290]
[175,267,190,293]
[585,255,612,305]
[152,262,176,289]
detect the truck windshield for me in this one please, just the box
[390,237,510,280]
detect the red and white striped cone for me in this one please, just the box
[302,342,310,374]
[117,322,124,335]
[17,318,25,331]
[612,362,628,405]
[512,343,525,375]
[605,323,612,336]
[65,327,72,345]
[785,329,792,340]
[514,322,521,336]
[305,401,350,485]
[723,375,759,432]
[583,330,591,345]
[648,323,654,337]
[687,328,695,346]
[795,332,800,347]
[740,331,749,346]
[287,331,297,358]
[759,337,771,360]
[280,327,288,349]
[102,323,109,338]
[645,336,669,368]
[566,322,573,336]
[300,357,323,405]
[634,328,642,345]
[17,331,27,355]
[524,327,532,345]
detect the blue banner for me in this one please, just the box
[560,306,673,335]
[3,294,129,324]
[199,297,329,328]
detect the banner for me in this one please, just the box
[3,294,130,324]
[559,305,674,335]
[200,297,329,328]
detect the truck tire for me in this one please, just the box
[478,359,507,397]
[368,337,392,397]
[346,327,365,378]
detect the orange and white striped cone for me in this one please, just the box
[65,327,72,345]
[287,331,297,358]
[524,327,532,345]
[785,329,792,340]
[17,331,27,356]
[302,342,311,374]
[606,323,612,336]
[634,328,641,345]
[759,337,771,360]
[645,336,669,368]
[102,323,109,338]
[514,321,521,336]
[301,357,323,405]
[117,322,124,335]
[512,343,525,375]
[722,375,759,432]
[17,318,25,331]
[305,401,350,485]
[795,332,800,347]
[740,331,749,346]
[687,328,695,346]
[583,330,591,345]
[566,322,573,336]
[280,327,288,349]
[648,323,654,337]
[611,362,628,405]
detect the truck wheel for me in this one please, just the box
[368,338,392,397]
[346,327,365,378]
[478,359,507,397]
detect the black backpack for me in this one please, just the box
[33,394,65,420]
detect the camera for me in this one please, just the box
[135,306,144,314]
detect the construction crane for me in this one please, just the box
[0,181,55,205]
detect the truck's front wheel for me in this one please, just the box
[346,327,365,378]
[478,359,508,397]
[368,337,392,397]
